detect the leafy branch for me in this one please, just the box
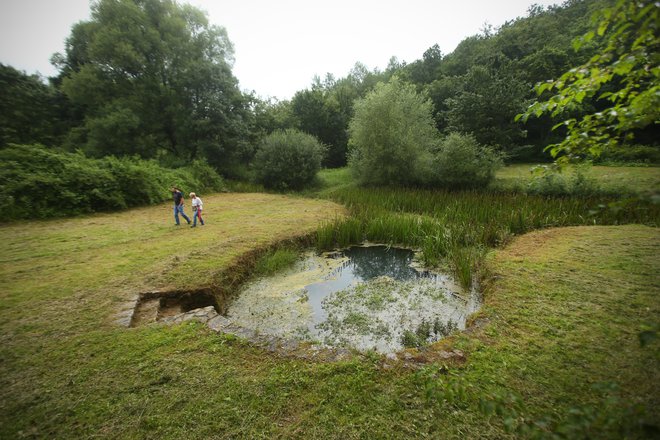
[517,0,659,164]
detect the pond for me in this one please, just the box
[226,245,481,354]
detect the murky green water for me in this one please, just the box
[227,245,480,353]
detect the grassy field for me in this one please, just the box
[1,167,658,438]
[493,163,660,194]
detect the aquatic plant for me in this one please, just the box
[253,248,301,277]
[315,185,659,288]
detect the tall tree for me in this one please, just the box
[445,65,530,152]
[0,64,66,147]
[55,0,249,171]
[348,78,438,186]
[290,87,346,167]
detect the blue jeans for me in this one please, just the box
[174,204,190,225]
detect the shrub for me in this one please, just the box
[431,133,503,189]
[0,144,225,220]
[526,164,601,197]
[253,129,326,190]
[347,78,437,186]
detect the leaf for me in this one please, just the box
[572,37,583,52]
[583,31,595,44]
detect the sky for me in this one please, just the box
[0,0,560,100]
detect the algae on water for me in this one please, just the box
[226,245,481,353]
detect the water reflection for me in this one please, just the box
[341,246,419,281]
[227,245,480,353]
[306,246,446,324]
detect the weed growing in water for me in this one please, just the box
[401,318,458,348]
[253,247,301,277]
[315,186,659,288]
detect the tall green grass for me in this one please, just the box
[315,186,660,288]
[253,248,301,277]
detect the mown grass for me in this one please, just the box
[1,217,657,438]
[1,166,658,439]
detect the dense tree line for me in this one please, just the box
[1,0,656,199]
[261,0,656,165]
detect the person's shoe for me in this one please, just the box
[190,225,196,228]
[175,224,180,226]
[187,220,191,224]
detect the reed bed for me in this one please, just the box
[316,186,659,288]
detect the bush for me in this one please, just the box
[526,164,601,197]
[0,144,225,220]
[347,78,437,186]
[431,133,503,189]
[253,129,326,190]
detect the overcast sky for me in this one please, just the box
[0,0,560,100]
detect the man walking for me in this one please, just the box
[171,186,191,226]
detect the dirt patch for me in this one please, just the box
[130,289,220,327]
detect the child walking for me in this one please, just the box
[189,192,204,227]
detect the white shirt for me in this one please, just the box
[191,197,203,210]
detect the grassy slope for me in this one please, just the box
[1,179,658,438]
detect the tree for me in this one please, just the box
[518,0,659,163]
[445,65,530,152]
[347,78,438,186]
[403,44,443,85]
[290,88,347,167]
[0,64,66,147]
[253,129,326,190]
[55,0,249,171]
[431,133,502,189]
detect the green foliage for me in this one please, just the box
[253,248,300,277]
[348,78,438,186]
[518,0,660,163]
[315,183,659,288]
[219,1,623,170]
[431,133,503,189]
[253,129,326,190]
[56,0,251,167]
[0,64,67,147]
[444,66,530,150]
[596,144,660,165]
[259,64,394,168]
[290,87,348,168]
[0,144,224,220]
[525,164,602,196]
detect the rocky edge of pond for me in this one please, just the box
[144,305,468,368]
